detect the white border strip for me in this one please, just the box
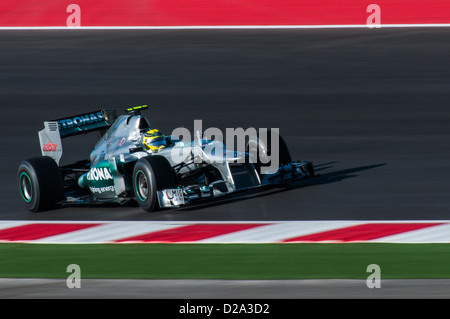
[1,24,450,30]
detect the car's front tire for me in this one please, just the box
[132,155,178,212]
[246,128,292,175]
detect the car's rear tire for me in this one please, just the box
[246,128,292,175]
[132,155,178,212]
[17,156,64,212]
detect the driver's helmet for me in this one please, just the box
[142,129,167,153]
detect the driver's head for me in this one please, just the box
[142,129,167,153]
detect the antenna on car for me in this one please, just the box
[125,105,148,115]
[101,109,117,125]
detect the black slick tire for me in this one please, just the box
[132,155,178,212]
[17,156,64,212]
[246,128,292,175]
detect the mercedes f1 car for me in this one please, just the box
[17,105,314,212]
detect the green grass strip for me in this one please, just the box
[0,243,449,279]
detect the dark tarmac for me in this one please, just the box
[2,28,450,221]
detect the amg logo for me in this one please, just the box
[58,111,104,129]
[87,167,113,181]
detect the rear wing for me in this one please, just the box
[38,109,116,165]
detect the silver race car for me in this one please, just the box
[17,105,314,212]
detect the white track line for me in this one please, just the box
[371,223,450,243]
[1,24,450,31]
[0,221,30,231]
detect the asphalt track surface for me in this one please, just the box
[1,28,450,298]
[1,28,450,222]
[1,278,449,299]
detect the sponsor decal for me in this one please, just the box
[58,111,104,130]
[89,185,115,194]
[86,167,113,181]
[164,189,185,204]
[42,141,58,152]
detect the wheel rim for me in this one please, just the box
[19,172,33,203]
[135,170,149,201]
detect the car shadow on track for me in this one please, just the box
[173,162,386,211]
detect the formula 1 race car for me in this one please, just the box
[17,105,314,212]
